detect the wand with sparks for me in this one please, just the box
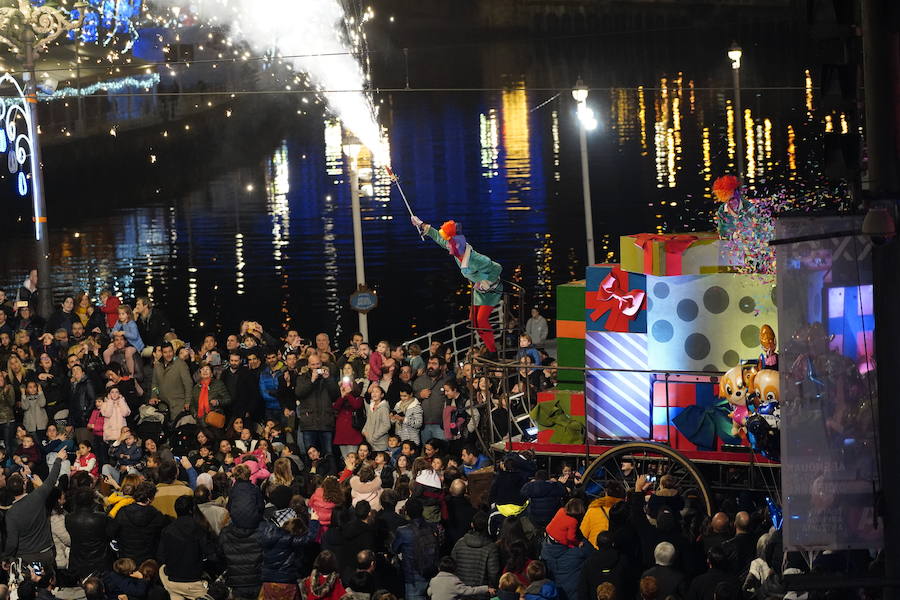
[385,166,425,239]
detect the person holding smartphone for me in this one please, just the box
[294,354,340,454]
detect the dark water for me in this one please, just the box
[1,27,841,343]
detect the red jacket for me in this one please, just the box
[101,295,121,329]
[331,393,363,446]
[545,508,580,547]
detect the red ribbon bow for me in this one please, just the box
[632,233,700,275]
[587,267,646,332]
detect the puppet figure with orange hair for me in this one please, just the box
[713,175,757,241]
[411,216,502,356]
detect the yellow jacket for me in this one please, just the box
[580,495,623,548]
[105,492,135,518]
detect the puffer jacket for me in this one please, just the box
[100,397,130,442]
[520,479,567,528]
[159,515,216,583]
[450,532,500,587]
[219,524,262,597]
[580,495,624,549]
[427,571,489,600]
[21,390,48,432]
[227,480,265,530]
[107,502,169,564]
[540,540,594,600]
[524,579,560,600]
[335,518,376,577]
[65,507,112,579]
[258,519,320,583]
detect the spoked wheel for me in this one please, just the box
[581,442,715,515]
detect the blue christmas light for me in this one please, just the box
[38,73,160,100]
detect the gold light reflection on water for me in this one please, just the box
[321,193,342,338]
[839,113,849,134]
[266,141,291,271]
[235,233,245,295]
[637,86,648,155]
[824,114,834,132]
[805,69,814,114]
[651,76,681,189]
[479,109,499,178]
[501,82,532,209]
[701,127,712,183]
[787,125,797,177]
[756,121,765,179]
[763,118,773,169]
[654,121,667,189]
[688,80,696,113]
[612,88,632,146]
[666,127,676,188]
[551,110,561,182]
[534,233,554,306]
[744,108,756,184]
[324,119,343,177]
[726,100,735,165]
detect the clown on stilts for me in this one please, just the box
[410,216,503,358]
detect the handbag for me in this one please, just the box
[205,409,226,429]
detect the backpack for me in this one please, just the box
[409,520,440,578]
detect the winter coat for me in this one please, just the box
[390,517,440,580]
[35,366,64,411]
[302,571,346,600]
[227,479,265,530]
[332,393,363,446]
[68,376,96,428]
[445,496,477,550]
[642,565,686,600]
[334,518,376,578]
[102,571,150,600]
[50,513,69,569]
[259,366,282,412]
[136,309,171,347]
[451,532,500,587]
[152,358,193,409]
[158,515,215,582]
[520,479,567,528]
[308,488,338,529]
[65,507,112,579]
[545,509,581,547]
[100,397,130,442]
[525,315,549,347]
[22,390,48,432]
[152,481,193,519]
[581,495,625,549]
[539,541,594,600]
[524,579,560,600]
[190,378,231,417]
[258,519,320,583]
[577,547,628,600]
[46,309,76,336]
[109,441,143,469]
[0,384,15,423]
[349,475,382,511]
[361,399,390,450]
[4,459,62,557]
[112,320,145,352]
[101,296,121,329]
[395,398,424,443]
[427,571,490,600]
[295,372,340,431]
[108,502,169,564]
[219,524,262,596]
[199,501,230,536]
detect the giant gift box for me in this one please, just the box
[651,373,742,451]
[585,331,652,440]
[556,280,586,388]
[585,264,647,333]
[645,273,777,372]
[533,389,586,444]
[620,232,726,276]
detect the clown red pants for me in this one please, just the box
[470,305,497,352]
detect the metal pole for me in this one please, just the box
[24,37,52,319]
[349,162,369,341]
[579,125,596,266]
[733,66,745,180]
[76,41,84,133]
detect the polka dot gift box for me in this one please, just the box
[646,273,777,372]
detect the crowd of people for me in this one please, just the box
[0,281,806,600]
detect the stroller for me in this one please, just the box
[169,410,200,457]
[136,401,170,445]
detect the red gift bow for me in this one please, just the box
[631,233,700,275]
[587,267,647,332]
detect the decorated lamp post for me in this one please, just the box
[0,0,87,317]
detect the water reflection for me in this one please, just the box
[501,82,531,209]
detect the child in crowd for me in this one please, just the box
[71,440,99,479]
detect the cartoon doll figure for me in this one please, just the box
[758,324,778,371]
[721,364,752,439]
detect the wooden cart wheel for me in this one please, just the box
[580,442,715,515]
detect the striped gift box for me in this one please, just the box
[585,331,651,440]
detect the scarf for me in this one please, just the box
[74,306,89,326]
[197,379,210,418]
[304,571,339,600]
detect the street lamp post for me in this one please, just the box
[728,42,745,180]
[343,139,369,342]
[573,78,598,266]
[0,0,87,317]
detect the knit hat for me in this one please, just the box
[269,485,293,510]
[196,473,213,492]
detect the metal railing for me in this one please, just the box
[402,304,504,362]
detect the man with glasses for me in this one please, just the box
[295,354,339,454]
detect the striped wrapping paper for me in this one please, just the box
[584,331,652,440]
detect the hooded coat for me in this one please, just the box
[258,519,320,583]
[427,571,490,600]
[451,532,500,587]
[577,546,628,600]
[219,524,262,597]
[540,541,594,600]
[580,495,624,549]
[520,479,567,528]
[108,502,169,564]
[227,479,265,530]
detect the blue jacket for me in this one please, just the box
[462,455,492,475]
[110,442,143,468]
[520,479,567,526]
[258,519,319,583]
[540,541,594,600]
[516,346,542,367]
[524,580,560,600]
[391,517,438,580]
[259,367,282,411]
[112,320,145,352]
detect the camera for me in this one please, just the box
[316,368,325,375]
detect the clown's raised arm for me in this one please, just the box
[411,216,503,356]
